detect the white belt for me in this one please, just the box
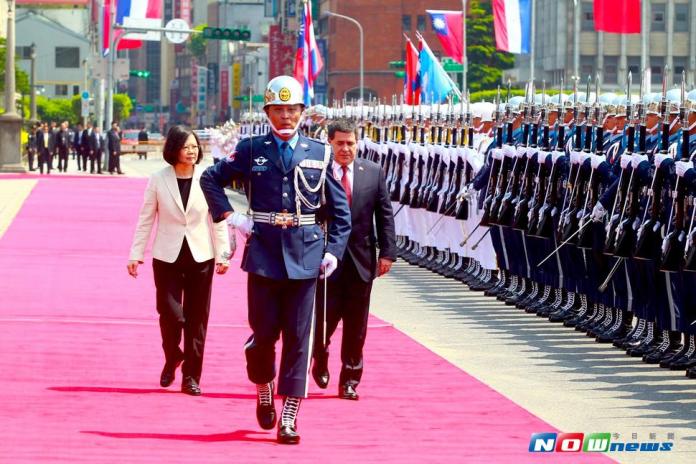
[252,211,316,228]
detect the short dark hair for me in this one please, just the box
[162,125,203,166]
[328,119,357,140]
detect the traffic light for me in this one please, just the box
[203,27,252,41]
[130,70,151,78]
[389,61,406,69]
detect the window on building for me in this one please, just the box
[581,1,594,31]
[652,3,665,32]
[651,57,664,85]
[345,87,377,101]
[16,46,32,60]
[580,55,594,79]
[604,56,618,85]
[55,47,79,68]
[417,15,426,32]
[627,56,641,77]
[402,15,411,32]
[673,57,688,85]
[72,85,80,96]
[55,84,68,96]
[674,4,689,33]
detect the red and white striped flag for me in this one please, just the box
[293,0,323,106]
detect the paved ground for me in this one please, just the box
[4,154,696,463]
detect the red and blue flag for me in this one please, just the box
[426,10,464,64]
[293,0,324,106]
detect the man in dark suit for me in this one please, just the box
[72,123,83,170]
[312,119,397,401]
[81,122,93,172]
[37,122,52,174]
[89,125,104,174]
[137,126,149,160]
[107,121,123,174]
[56,121,70,172]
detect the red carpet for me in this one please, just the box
[0,176,613,463]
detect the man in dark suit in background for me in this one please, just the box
[89,125,104,174]
[312,119,397,400]
[56,121,70,172]
[73,123,83,171]
[37,122,52,174]
[81,122,92,172]
[107,121,123,174]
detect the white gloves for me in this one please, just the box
[653,153,670,168]
[502,145,516,158]
[226,211,254,237]
[492,148,504,160]
[620,154,632,169]
[591,203,607,223]
[632,153,648,168]
[590,154,606,169]
[676,160,694,177]
[320,252,338,279]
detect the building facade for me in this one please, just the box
[513,0,696,90]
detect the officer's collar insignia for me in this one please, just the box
[254,156,268,166]
[300,143,309,149]
[359,165,364,171]
[264,141,272,145]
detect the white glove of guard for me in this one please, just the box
[591,202,607,223]
[226,211,254,237]
[676,160,694,177]
[579,152,591,164]
[620,154,632,169]
[492,148,504,160]
[590,154,606,170]
[502,145,516,158]
[320,252,338,279]
[632,153,648,168]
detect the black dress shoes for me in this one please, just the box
[339,384,359,400]
[159,355,183,387]
[311,365,330,389]
[181,376,202,396]
[256,382,276,430]
[277,424,300,444]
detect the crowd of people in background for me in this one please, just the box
[25,121,126,175]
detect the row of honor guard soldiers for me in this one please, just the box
[320,69,696,379]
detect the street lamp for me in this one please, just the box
[30,43,37,122]
[324,10,363,104]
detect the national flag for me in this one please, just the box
[293,0,324,106]
[492,0,532,54]
[426,10,464,64]
[418,38,457,104]
[594,0,641,34]
[404,38,420,105]
[102,0,162,55]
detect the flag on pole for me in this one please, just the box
[404,38,420,105]
[594,0,641,34]
[293,0,324,106]
[492,0,532,54]
[418,37,457,104]
[426,10,464,64]
[102,0,162,55]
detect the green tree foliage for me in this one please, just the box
[187,24,208,61]
[466,0,515,93]
[113,93,133,122]
[0,38,30,95]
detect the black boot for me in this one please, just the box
[643,330,681,364]
[596,309,633,343]
[667,335,696,370]
[626,322,658,357]
[564,294,589,328]
[277,396,301,444]
[256,382,277,430]
[615,318,645,349]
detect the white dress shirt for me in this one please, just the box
[332,161,354,191]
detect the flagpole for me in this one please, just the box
[325,10,363,103]
[416,31,462,100]
[462,0,467,95]
[530,0,535,84]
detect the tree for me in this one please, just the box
[466,0,515,93]
[0,37,30,95]
[113,93,133,122]
[187,24,208,61]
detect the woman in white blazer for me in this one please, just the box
[127,125,233,396]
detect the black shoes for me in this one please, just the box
[159,355,184,387]
[339,384,359,400]
[256,382,276,430]
[181,376,202,396]
[311,360,330,389]
[277,424,300,444]
[277,397,301,445]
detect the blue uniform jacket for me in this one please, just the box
[200,133,351,280]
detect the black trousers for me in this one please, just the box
[90,151,102,173]
[314,255,373,387]
[109,152,121,173]
[27,149,35,170]
[58,149,69,172]
[245,273,317,398]
[38,149,52,174]
[152,241,214,383]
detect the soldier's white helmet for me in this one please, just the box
[263,75,304,108]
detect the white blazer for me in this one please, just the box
[129,165,230,264]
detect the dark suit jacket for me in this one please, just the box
[37,131,50,154]
[90,131,103,154]
[107,129,121,154]
[341,157,397,282]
